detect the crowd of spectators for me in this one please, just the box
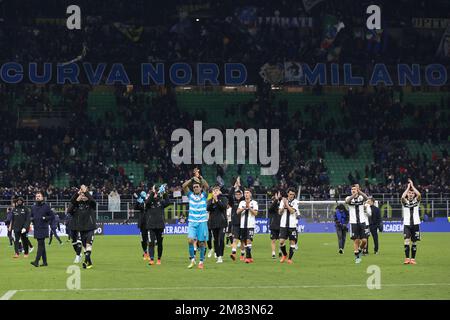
[1,0,449,66]
[0,0,449,202]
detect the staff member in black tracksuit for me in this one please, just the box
[30,191,54,267]
[5,207,14,247]
[269,191,282,259]
[207,186,228,264]
[145,185,169,265]
[365,198,382,254]
[134,191,148,260]
[70,185,97,269]
[9,197,31,258]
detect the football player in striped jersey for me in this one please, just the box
[401,179,421,265]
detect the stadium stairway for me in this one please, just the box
[324,140,375,186]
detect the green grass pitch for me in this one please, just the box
[1,233,450,300]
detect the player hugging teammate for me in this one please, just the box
[278,188,300,264]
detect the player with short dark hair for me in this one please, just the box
[182,168,209,269]
[237,188,258,263]
[30,191,54,267]
[401,179,421,265]
[278,188,300,264]
[70,185,97,269]
[345,184,370,264]
[229,180,245,261]
[145,184,169,265]
[269,191,282,259]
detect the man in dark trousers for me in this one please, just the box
[228,184,244,261]
[334,203,349,254]
[207,186,228,264]
[145,184,170,265]
[65,205,73,243]
[5,206,14,247]
[70,185,97,269]
[268,191,282,259]
[49,213,62,245]
[30,191,54,267]
[134,190,149,260]
[365,197,382,254]
[9,197,31,258]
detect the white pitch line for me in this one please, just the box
[0,290,17,300]
[5,283,450,295]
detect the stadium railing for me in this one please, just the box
[0,195,449,223]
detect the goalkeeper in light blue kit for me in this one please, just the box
[182,168,209,269]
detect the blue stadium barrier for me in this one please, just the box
[101,218,450,235]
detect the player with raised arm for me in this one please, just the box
[345,184,370,264]
[228,178,245,261]
[182,168,209,269]
[145,184,170,265]
[401,179,422,265]
[70,185,97,269]
[278,188,300,264]
[237,188,258,263]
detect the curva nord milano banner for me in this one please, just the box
[0,62,449,86]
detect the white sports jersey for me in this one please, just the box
[402,198,421,226]
[239,200,258,228]
[226,207,232,223]
[346,195,368,224]
[279,199,300,228]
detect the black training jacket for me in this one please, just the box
[70,192,97,231]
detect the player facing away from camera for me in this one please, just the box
[345,184,370,264]
[237,188,259,263]
[268,191,282,259]
[401,179,421,265]
[182,168,209,269]
[278,188,300,264]
[70,185,97,269]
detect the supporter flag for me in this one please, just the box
[436,26,450,58]
[284,62,304,82]
[113,22,144,42]
[303,0,325,12]
[320,15,345,50]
